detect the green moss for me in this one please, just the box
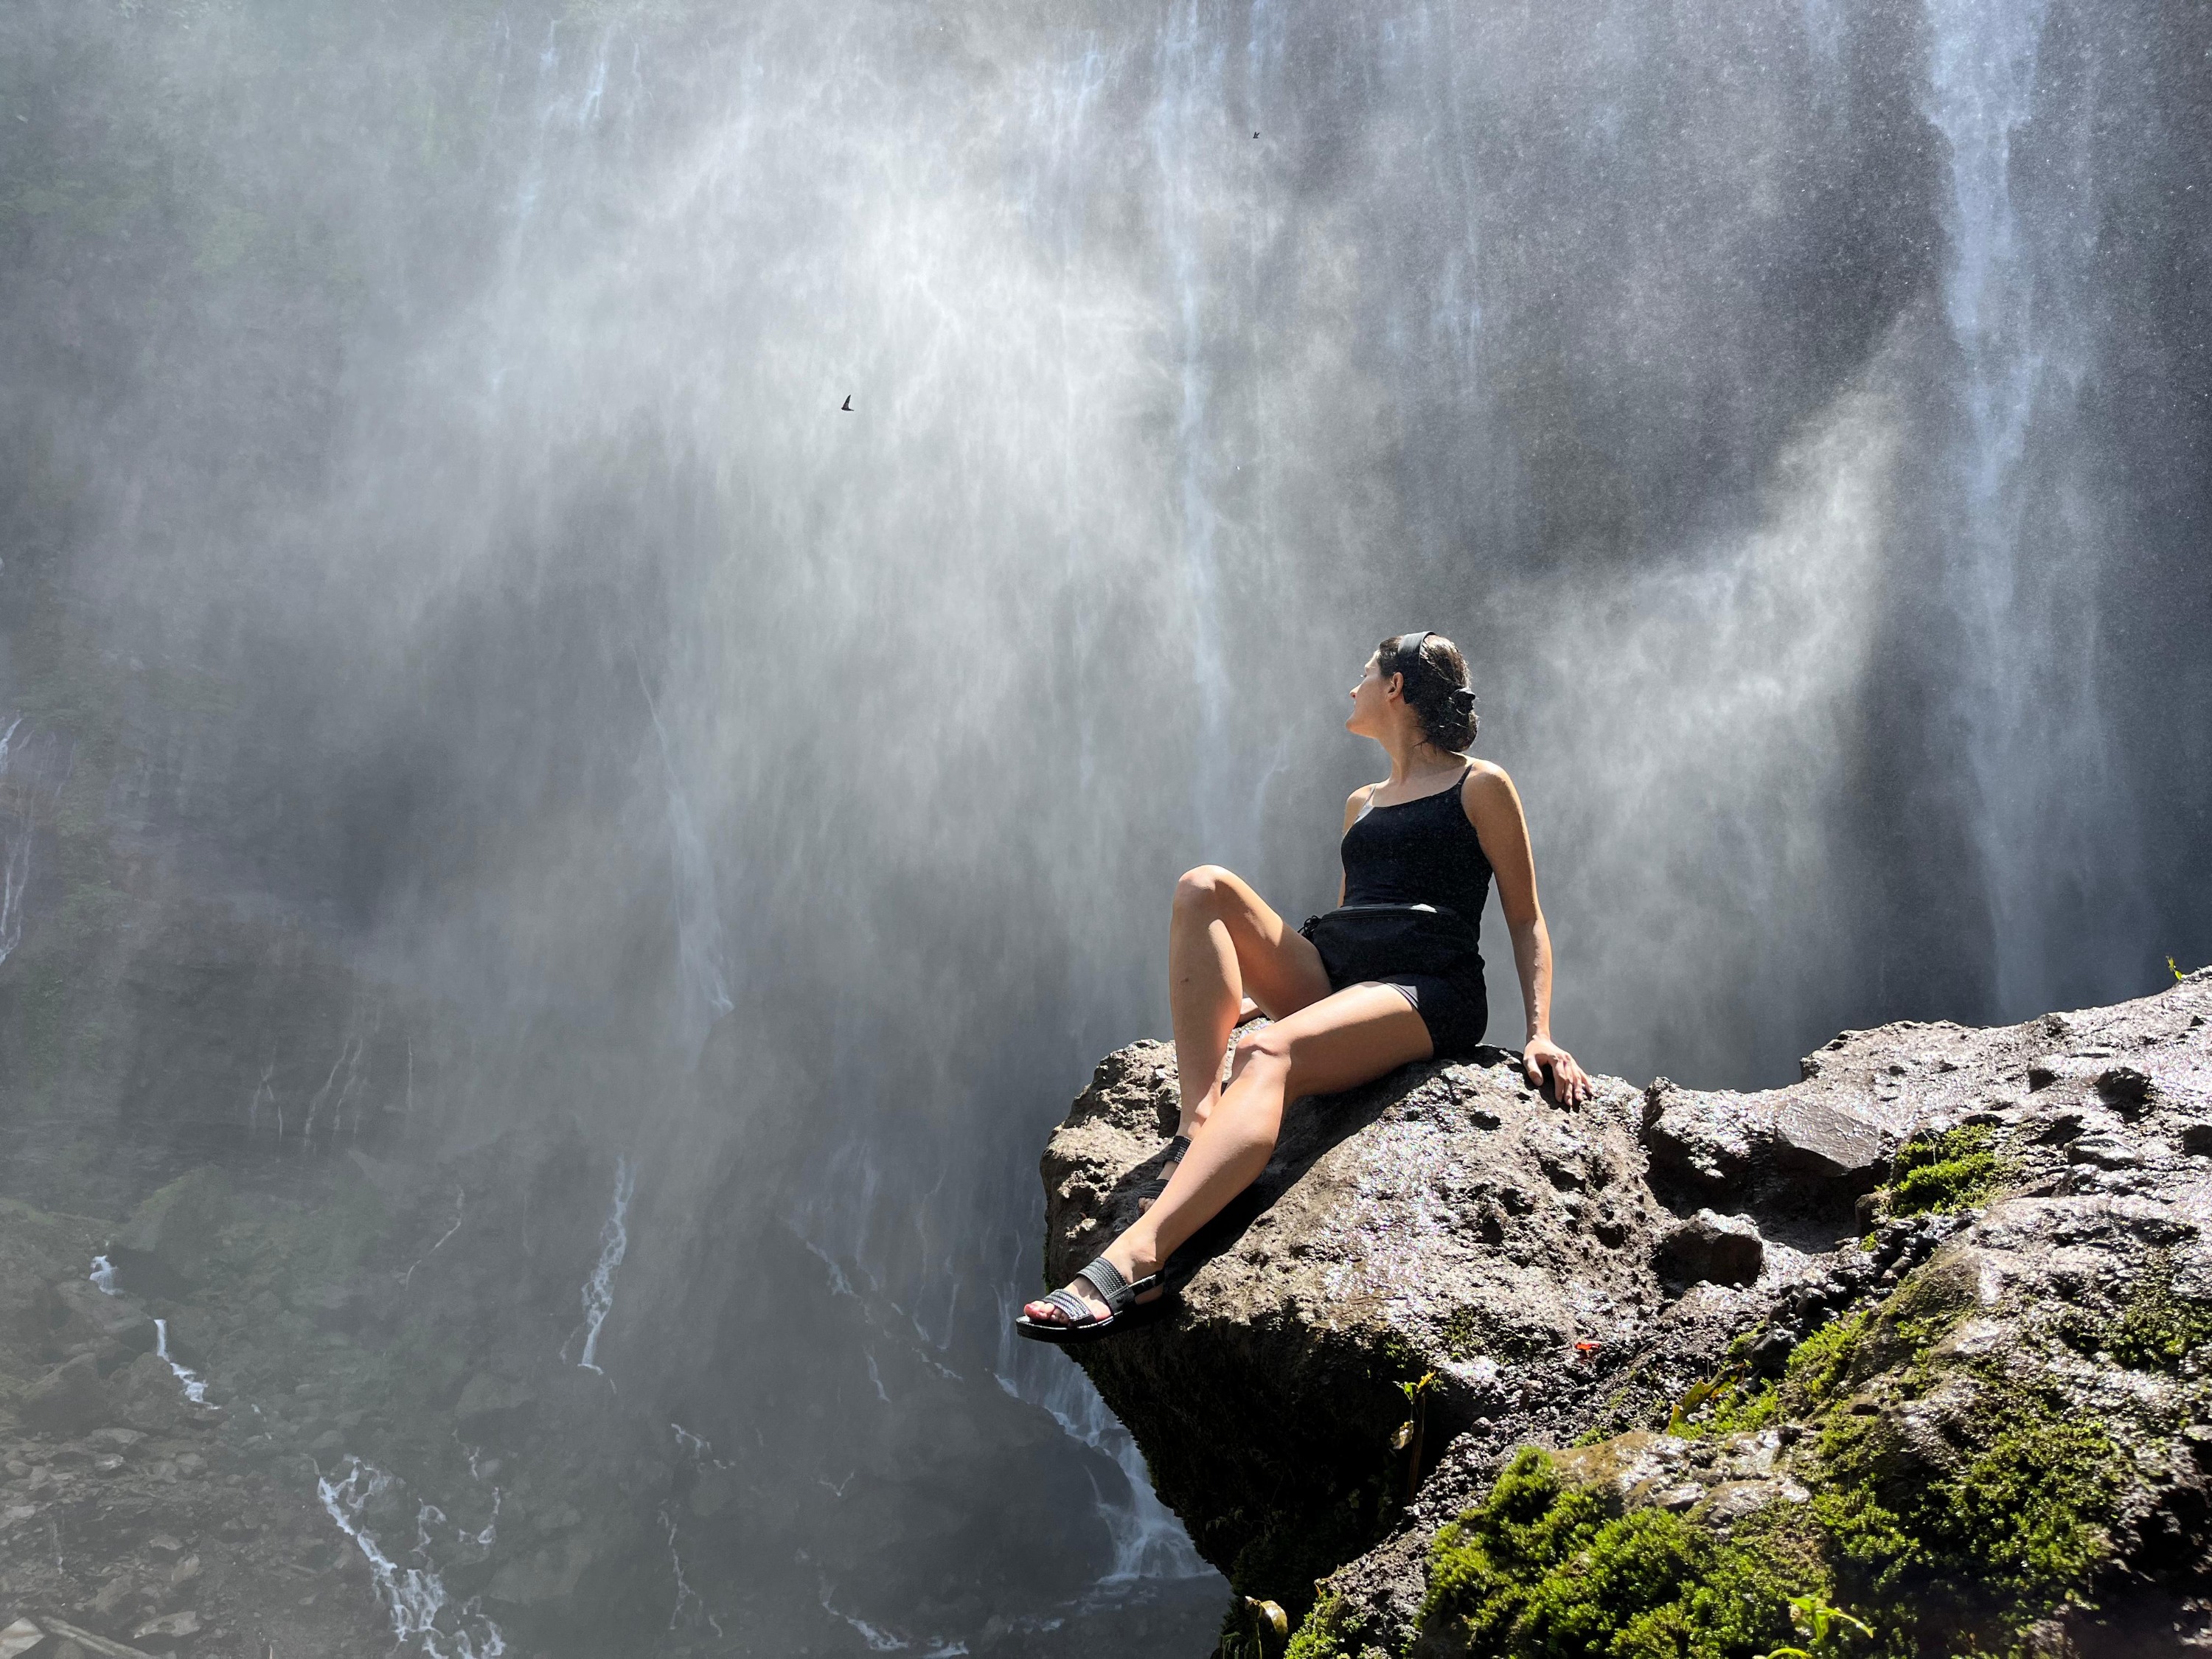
[1440,1305,1486,1360]
[1885,1126,2005,1216]
[1415,1450,1812,1658]
[1668,1313,1869,1441]
[1813,1379,2120,1644]
[2056,1251,2212,1372]
[1782,1312,1866,1403]
[1286,1590,1394,1659]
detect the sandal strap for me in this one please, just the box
[1075,1256,1131,1311]
[1165,1134,1191,1159]
[1040,1287,1102,1326]
[1075,1257,1160,1315]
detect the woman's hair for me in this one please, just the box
[1382,632,1478,751]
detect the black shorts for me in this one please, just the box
[1326,966,1490,1059]
[1298,905,1491,1060]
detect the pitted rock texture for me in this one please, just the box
[1038,973,2212,1652]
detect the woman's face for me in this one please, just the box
[1346,652,1394,737]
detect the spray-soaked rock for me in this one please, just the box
[1040,972,2212,1649]
[50,1279,156,1357]
[1654,1208,1764,1285]
[453,1373,538,1437]
[110,1168,232,1291]
[108,1352,186,1435]
[20,1354,115,1436]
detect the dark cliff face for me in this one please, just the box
[1040,973,2212,1655]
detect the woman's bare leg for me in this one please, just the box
[1167,866,1333,1144]
[1026,982,1430,1325]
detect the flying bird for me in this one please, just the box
[840,394,853,411]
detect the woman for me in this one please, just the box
[1018,632,1590,1343]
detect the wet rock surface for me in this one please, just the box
[0,1202,389,1659]
[1039,972,2212,1654]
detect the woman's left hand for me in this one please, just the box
[1523,1037,1590,1106]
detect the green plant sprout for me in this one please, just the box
[1394,1371,1437,1503]
[1755,1592,1874,1658]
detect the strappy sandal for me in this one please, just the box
[1014,1256,1174,1345]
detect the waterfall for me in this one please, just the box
[0,717,30,970]
[1921,0,2129,1011]
[992,1279,1208,1585]
[317,1458,509,1659]
[152,1319,210,1406]
[639,668,735,1045]
[572,1156,636,1377]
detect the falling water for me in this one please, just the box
[639,669,735,1046]
[151,1319,209,1406]
[1921,0,2126,1010]
[573,1157,636,1376]
[88,1255,118,1295]
[0,715,29,970]
[993,1278,1208,1584]
[400,1187,469,1289]
[318,1458,509,1659]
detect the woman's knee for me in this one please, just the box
[1173,864,1237,917]
[1233,1023,1295,1074]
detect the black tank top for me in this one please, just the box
[1340,767,1494,925]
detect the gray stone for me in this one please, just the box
[1655,1210,1765,1286]
[35,1617,154,1658]
[1641,1082,1761,1189]
[454,1372,538,1436]
[110,1352,183,1434]
[21,1354,114,1436]
[52,1278,156,1355]
[1041,973,2212,1646]
[1768,1096,1884,1183]
[2065,1135,2140,1170]
[131,1612,200,1643]
[110,1168,232,1290]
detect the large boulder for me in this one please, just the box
[1038,973,2212,1655]
[49,1278,156,1358]
[109,1350,184,1434]
[18,1353,115,1436]
[109,1167,232,1291]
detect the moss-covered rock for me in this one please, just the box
[1048,974,2212,1653]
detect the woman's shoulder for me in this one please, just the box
[1342,781,1381,828]
[1458,758,1523,821]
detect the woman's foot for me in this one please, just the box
[1020,1241,1163,1328]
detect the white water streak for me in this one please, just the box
[402,1186,469,1287]
[992,1285,1208,1584]
[1921,0,2118,1007]
[88,1255,118,1295]
[318,1457,508,1659]
[638,667,734,1034]
[152,1318,209,1405]
[0,717,31,969]
[575,1156,636,1375]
